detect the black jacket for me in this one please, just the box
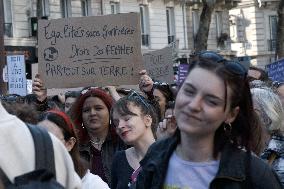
[135,135,282,189]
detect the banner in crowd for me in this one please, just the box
[143,47,175,84]
[177,64,189,86]
[38,13,144,88]
[266,58,284,82]
[7,55,27,96]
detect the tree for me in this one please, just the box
[194,0,235,52]
[276,0,284,59]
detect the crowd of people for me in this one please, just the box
[0,51,284,189]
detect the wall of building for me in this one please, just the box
[4,0,234,58]
[229,0,279,67]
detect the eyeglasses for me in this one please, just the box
[192,51,247,78]
[218,59,247,78]
[128,90,150,108]
[192,50,225,62]
[273,81,284,88]
[80,86,103,95]
[153,81,169,86]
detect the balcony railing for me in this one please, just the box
[268,39,276,51]
[4,23,13,37]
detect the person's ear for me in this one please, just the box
[65,137,76,152]
[225,106,240,124]
[144,115,153,128]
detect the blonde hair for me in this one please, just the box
[251,86,284,134]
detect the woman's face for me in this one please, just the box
[175,67,238,138]
[112,103,152,145]
[82,97,110,133]
[65,97,76,113]
[154,88,167,118]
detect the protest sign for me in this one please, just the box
[38,13,144,88]
[266,58,284,82]
[177,63,189,86]
[143,47,174,84]
[7,55,27,96]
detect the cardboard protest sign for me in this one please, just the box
[266,58,284,82]
[38,13,144,88]
[143,47,174,84]
[7,55,27,96]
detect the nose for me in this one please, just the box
[90,108,96,115]
[117,119,126,129]
[188,95,202,112]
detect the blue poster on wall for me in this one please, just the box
[266,58,284,82]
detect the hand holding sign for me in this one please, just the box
[139,70,154,93]
[32,74,47,102]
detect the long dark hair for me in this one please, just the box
[183,58,262,156]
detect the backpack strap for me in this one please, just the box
[0,124,56,184]
[26,124,56,177]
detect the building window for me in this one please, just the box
[192,10,199,38]
[61,0,71,18]
[110,2,120,14]
[268,15,277,51]
[166,7,176,44]
[40,0,50,17]
[81,0,90,16]
[3,0,13,37]
[140,5,150,47]
[215,11,223,38]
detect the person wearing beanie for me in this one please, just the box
[70,88,126,186]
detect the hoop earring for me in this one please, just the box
[223,122,232,134]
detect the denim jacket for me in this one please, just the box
[135,134,282,189]
[261,135,284,187]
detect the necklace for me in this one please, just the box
[90,137,104,146]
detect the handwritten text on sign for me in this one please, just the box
[38,13,143,88]
[7,55,27,96]
[143,47,174,84]
[266,58,284,82]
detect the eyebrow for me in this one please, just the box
[184,83,225,102]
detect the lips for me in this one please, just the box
[181,111,202,122]
[120,131,130,138]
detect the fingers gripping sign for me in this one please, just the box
[139,70,154,93]
[32,74,47,102]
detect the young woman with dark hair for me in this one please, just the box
[110,92,158,189]
[70,88,126,186]
[134,53,282,189]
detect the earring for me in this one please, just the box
[223,122,232,133]
[81,123,85,129]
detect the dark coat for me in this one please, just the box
[79,127,126,186]
[134,135,282,189]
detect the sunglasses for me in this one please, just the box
[192,51,247,78]
[273,81,284,88]
[80,86,104,95]
[128,90,150,108]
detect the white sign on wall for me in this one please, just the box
[7,55,27,96]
